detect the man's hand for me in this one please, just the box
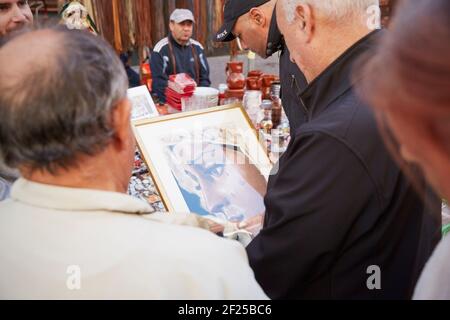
[206,220,226,234]
[238,213,265,236]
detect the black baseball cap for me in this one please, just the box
[215,0,271,42]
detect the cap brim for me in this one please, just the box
[214,20,237,42]
[172,18,195,24]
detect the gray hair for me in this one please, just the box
[282,0,380,23]
[0,27,128,173]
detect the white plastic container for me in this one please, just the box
[182,87,220,112]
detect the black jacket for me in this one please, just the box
[246,31,442,300]
[266,10,308,134]
[150,34,211,103]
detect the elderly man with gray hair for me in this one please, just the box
[0,27,267,299]
[244,0,442,299]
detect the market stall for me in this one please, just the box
[34,0,400,220]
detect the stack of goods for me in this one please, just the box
[246,70,279,99]
[257,82,290,159]
[128,150,166,212]
[247,72,277,98]
[246,70,263,90]
[261,74,279,99]
[165,73,197,111]
[225,61,246,101]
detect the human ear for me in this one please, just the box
[111,98,133,152]
[295,4,314,42]
[249,8,266,27]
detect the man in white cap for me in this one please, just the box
[151,9,211,105]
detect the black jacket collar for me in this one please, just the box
[300,30,382,118]
[266,9,283,57]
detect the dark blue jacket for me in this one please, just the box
[150,34,211,103]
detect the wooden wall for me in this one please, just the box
[145,0,227,55]
[31,0,398,56]
[87,0,228,56]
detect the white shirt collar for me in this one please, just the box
[11,178,154,214]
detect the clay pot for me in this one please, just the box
[226,61,245,90]
[260,74,278,99]
[225,88,245,100]
[246,76,263,90]
[248,70,263,78]
[227,73,245,90]
[261,74,277,87]
[227,61,244,74]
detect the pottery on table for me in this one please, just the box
[246,76,263,90]
[226,61,245,90]
[248,70,263,78]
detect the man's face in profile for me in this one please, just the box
[0,0,33,37]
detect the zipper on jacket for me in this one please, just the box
[299,97,310,122]
[291,75,309,116]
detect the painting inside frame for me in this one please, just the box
[133,104,273,235]
[127,85,159,121]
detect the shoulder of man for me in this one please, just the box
[190,39,205,51]
[298,90,376,142]
[290,91,400,205]
[142,212,249,261]
[153,37,169,53]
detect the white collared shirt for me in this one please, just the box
[0,179,268,300]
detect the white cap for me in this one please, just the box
[170,9,195,24]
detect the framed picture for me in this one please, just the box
[133,104,273,232]
[127,85,159,121]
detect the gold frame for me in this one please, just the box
[132,103,270,213]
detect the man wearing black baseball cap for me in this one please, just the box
[215,0,308,134]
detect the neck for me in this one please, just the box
[21,149,129,194]
[307,24,373,82]
[171,33,189,46]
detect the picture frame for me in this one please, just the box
[133,104,273,229]
[127,85,159,121]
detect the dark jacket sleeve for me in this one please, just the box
[246,132,379,299]
[150,50,169,104]
[197,47,211,87]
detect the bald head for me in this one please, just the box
[232,0,277,58]
[0,29,62,108]
[0,27,128,173]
